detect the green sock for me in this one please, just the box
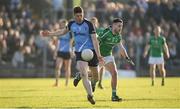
[112,89,116,96]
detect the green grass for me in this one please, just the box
[0,78,180,108]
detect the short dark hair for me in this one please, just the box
[113,18,123,23]
[73,6,83,14]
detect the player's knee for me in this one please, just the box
[150,68,156,73]
[81,72,88,79]
[55,67,60,72]
[77,66,84,72]
[56,64,61,69]
[160,68,165,74]
[77,63,88,73]
[65,68,70,73]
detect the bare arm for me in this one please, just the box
[91,33,104,64]
[163,42,170,59]
[91,33,101,57]
[119,41,129,58]
[40,28,69,37]
[143,44,150,58]
[69,37,75,57]
[119,41,135,65]
[53,40,59,59]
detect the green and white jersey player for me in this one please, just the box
[143,26,170,86]
[97,18,133,102]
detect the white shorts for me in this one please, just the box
[103,55,115,65]
[148,56,164,64]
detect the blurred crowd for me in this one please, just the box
[0,0,49,68]
[85,0,180,69]
[0,0,180,71]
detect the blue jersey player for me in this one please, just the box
[53,19,73,87]
[41,6,104,105]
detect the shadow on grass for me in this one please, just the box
[17,107,31,108]
[124,98,180,101]
[8,89,41,91]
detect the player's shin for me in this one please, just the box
[161,68,166,86]
[54,69,60,86]
[89,67,99,92]
[81,72,93,96]
[150,65,156,86]
[77,62,93,96]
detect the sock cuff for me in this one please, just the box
[112,89,116,93]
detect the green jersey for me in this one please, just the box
[149,35,165,57]
[96,27,105,36]
[97,27,122,57]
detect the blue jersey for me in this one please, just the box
[68,19,96,52]
[57,32,72,52]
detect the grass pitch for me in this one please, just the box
[0,77,179,108]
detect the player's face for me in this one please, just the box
[59,22,66,29]
[113,22,123,34]
[74,13,84,23]
[154,26,161,36]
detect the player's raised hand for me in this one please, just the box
[40,30,50,37]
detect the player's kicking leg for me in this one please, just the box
[76,61,95,105]
[73,70,97,92]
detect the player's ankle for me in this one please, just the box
[112,89,117,97]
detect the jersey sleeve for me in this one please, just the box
[162,37,166,45]
[69,31,73,39]
[86,21,96,34]
[67,23,71,31]
[96,28,105,36]
[67,20,74,31]
[97,28,109,42]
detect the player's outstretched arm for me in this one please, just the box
[40,28,69,37]
[163,42,170,59]
[119,41,129,58]
[91,33,104,64]
[119,41,135,66]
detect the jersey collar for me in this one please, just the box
[75,19,85,25]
